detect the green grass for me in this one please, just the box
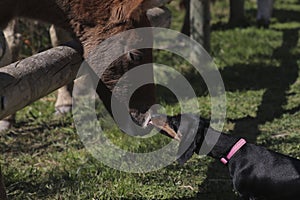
[1,0,300,199]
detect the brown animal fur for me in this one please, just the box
[0,0,147,53]
[0,0,159,123]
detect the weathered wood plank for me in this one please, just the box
[0,46,82,119]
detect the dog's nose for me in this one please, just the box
[149,114,181,141]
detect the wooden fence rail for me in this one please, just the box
[0,46,82,119]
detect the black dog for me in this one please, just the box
[150,114,300,200]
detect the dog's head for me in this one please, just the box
[149,113,210,164]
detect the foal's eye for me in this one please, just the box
[127,50,143,62]
[0,46,3,58]
[0,35,5,58]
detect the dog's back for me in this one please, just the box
[228,143,300,199]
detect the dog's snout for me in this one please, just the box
[149,114,181,141]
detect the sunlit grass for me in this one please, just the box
[1,0,300,199]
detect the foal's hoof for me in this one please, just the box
[54,105,72,115]
[0,120,12,131]
[257,19,270,29]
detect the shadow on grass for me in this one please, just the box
[212,3,300,31]
[272,9,300,24]
[0,118,81,156]
[211,5,257,31]
[196,25,299,198]
[0,118,86,199]
[153,27,300,199]
[4,166,88,199]
[156,7,300,196]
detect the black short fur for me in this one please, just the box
[156,113,300,200]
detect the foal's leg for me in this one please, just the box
[257,0,274,28]
[0,19,22,131]
[49,25,74,115]
[0,31,8,200]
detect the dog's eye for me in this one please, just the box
[127,50,143,62]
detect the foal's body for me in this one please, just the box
[0,0,160,126]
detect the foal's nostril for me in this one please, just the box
[127,50,143,62]
[150,114,181,141]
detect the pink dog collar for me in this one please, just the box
[220,139,246,165]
